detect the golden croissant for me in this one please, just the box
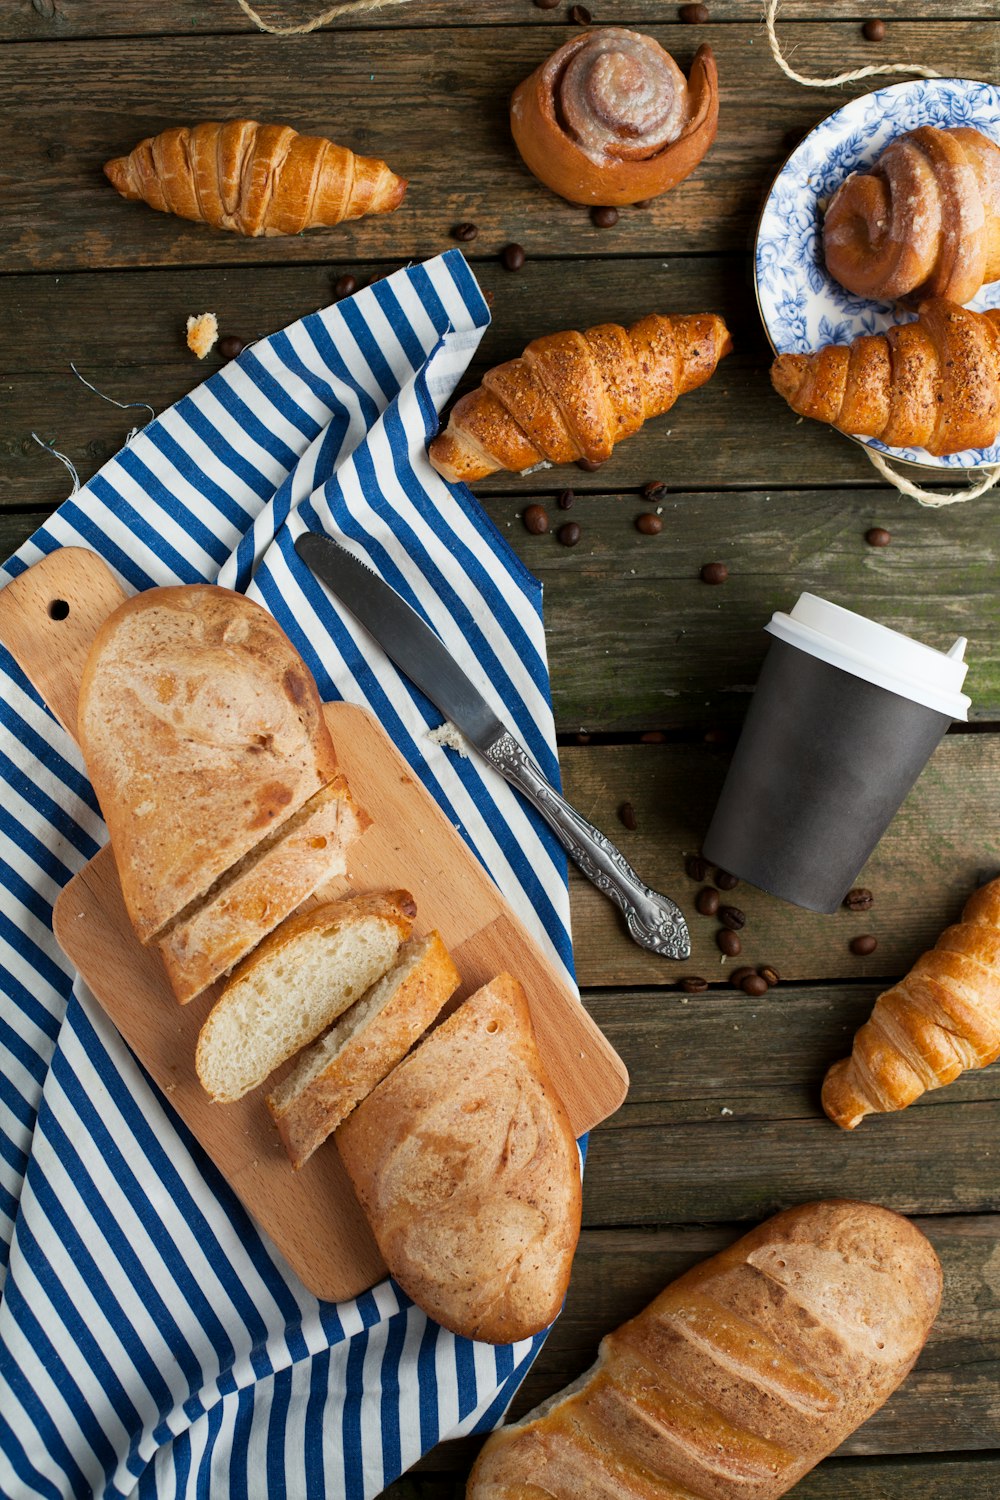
[103,120,407,237]
[771,298,1000,456]
[823,878,1000,1130]
[428,312,732,484]
[824,126,1000,306]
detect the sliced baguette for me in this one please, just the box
[337,972,582,1344]
[195,890,415,1103]
[157,776,369,1004]
[268,930,461,1168]
[77,584,338,944]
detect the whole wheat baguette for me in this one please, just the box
[337,973,582,1344]
[78,585,338,945]
[196,890,415,1103]
[157,776,369,1004]
[467,1200,942,1499]
[268,930,460,1168]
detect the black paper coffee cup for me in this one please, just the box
[702,594,971,913]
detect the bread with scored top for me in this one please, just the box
[466,1199,942,1499]
[196,890,415,1103]
[78,584,339,945]
[337,972,582,1344]
[268,929,461,1168]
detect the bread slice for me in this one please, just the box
[195,890,415,1104]
[268,930,461,1168]
[78,584,339,944]
[157,776,369,1004]
[337,972,582,1344]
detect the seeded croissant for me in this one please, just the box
[824,125,1000,306]
[428,312,732,484]
[771,298,1000,456]
[103,120,407,237]
[823,878,1000,1130]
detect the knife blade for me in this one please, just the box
[295,530,690,960]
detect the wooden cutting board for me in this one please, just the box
[0,548,629,1302]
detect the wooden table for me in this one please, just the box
[3,3,999,1496]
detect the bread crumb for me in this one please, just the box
[426,722,469,756]
[720,1106,733,1116]
[186,312,219,359]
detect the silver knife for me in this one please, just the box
[295,530,690,959]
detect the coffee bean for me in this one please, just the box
[558,521,581,547]
[501,243,526,272]
[843,887,874,912]
[217,335,244,360]
[642,479,667,500]
[533,0,560,7]
[719,905,746,931]
[679,2,709,20]
[862,17,885,41]
[700,562,729,585]
[685,854,710,882]
[452,222,478,242]
[681,976,709,993]
[742,974,769,997]
[758,965,781,987]
[850,934,878,956]
[866,526,892,547]
[716,928,742,957]
[333,273,358,298]
[523,503,548,535]
[730,966,755,987]
[696,887,720,917]
[636,512,663,535]
[577,456,603,471]
[591,205,619,228]
[557,488,575,510]
[704,727,731,746]
[576,731,592,743]
[714,870,739,891]
[568,2,591,21]
[640,730,665,743]
[633,198,653,208]
[619,800,637,830]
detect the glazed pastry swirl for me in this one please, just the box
[557,29,689,163]
[511,28,719,206]
[823,125,1000,306]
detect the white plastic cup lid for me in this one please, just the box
[765,593,971,721]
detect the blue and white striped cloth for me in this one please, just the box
[0,250,577,1499]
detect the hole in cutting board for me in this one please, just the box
[48,599,70,621]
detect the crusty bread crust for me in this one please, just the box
[157,776,369,1004]
[195,890,416,1103]
[337,972,582,1344]
[78,584,339,944]
[268,930,460,1168]
[466,1200,942,1499]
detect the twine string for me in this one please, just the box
[31,434,81,497]
[234,0,418,35]
[762,0,941,87]
[864,448,1000,506]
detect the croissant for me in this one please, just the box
[771,298,1000,457]
[824,126,1000,305]
[511,30,719,206]
[428,312,732,484]
[823,878,1000,1130]
[103,120,407,237]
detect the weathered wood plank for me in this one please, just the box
[381,1216,1000,1488]
[0,257,864,503]
[563,737,1000,984]
[3,23,996,272]
[384,1454,1000,1500]
[1,1,986,41]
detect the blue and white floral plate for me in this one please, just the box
[755,77,1000,471]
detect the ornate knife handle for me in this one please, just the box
[485,731,691,960]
